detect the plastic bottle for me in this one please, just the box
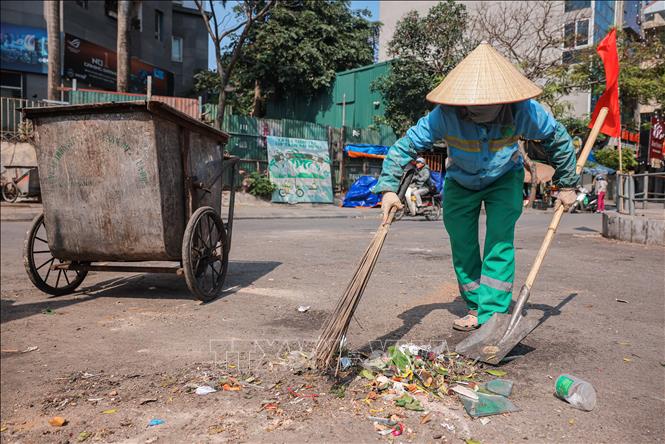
[554,374,597,411]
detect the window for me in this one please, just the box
[564,19,590,49]
[171,36,183,62]
[1,71,23,98]
[154,10,163,41]
[564,0,591,13]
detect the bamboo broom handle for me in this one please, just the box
[523,107,608,289]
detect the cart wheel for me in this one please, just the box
[2,182,19,203]
[182,206,229,302]
[23,214,88,296]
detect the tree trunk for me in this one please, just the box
[117,0,131,92]
[250,80,262,117]
[215,57,227,129]
[45,0,61,101]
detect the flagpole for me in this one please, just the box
[618,83,623,174]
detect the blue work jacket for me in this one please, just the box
[373,99,579,192]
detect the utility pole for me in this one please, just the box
[45,0,61,101]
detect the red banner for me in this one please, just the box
[648,115,665,161]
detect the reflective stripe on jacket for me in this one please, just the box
[373,99,579,192]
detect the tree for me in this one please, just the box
[372,1,473,135]
[594,146,637,171]
[196,1,379,117]
[195,0,275,128]
[116,0,131,92]
[45,0,61,101]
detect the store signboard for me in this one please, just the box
[0,23,48,74]
[64,33,173,95]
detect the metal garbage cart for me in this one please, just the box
[22,101,239,301]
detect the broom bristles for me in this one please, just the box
[315,211,396,371]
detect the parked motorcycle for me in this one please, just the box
[570,186,598,213]
[394,187,442,221]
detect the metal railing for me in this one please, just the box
[616,172,665,215]
[1,97,65,141]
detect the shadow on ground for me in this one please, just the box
[0,260,281,324]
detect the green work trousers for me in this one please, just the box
[442,169,524,324]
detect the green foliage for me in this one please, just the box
[594,147,637,171]
[246,171,277,198]
[548,29,664,126]
[371,1,474,135]
[229,0,378,115]
[194,68,254,116]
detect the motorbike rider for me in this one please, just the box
[405,157,432,215]
[374,42,579,331]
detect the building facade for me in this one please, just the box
[0,0,207,99]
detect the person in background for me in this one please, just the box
[374,42,580,331]
[593,174,608,212]
[405,157,431,215]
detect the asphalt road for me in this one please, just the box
[1,209,663,442]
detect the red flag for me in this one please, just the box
[588,28,621,137]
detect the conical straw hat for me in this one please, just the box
[426,42,542,106]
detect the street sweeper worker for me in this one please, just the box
[405,157,431,215]
[374,42,580,331]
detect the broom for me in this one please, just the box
[315,167,416,372]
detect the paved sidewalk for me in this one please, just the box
[1,201,381,222]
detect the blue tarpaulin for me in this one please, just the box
[430,171,444,193]
[342,176,381,208]
[344,144,389,158]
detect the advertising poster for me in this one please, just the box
[0,23,48,74]
[648,115,664,161]
[266,136,333,204]
[64,33,173,95]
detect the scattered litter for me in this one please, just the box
[479,418,491,426]
[441,422,455,432]
[0,425,7,432]
[101,409,117,414]
[484,369,506,377]
[369,416,396,426]
[420,412,432,424]
[297,305,310,313]
[484,379,513,397]
[139,398,158,405]
[48,416,67,427]
[395,394,424,411]
[195,385,217,395]
[108,390,118,396]
[615,298,629,303]
[87,398,104,402]
[554,374,596,411]
[221,382,242,391]
[77,431,92,442]
[339,356,352,370]
[147,419,165,427]
[391,423,404,436]
[41,308,55,315]
[451,385,479,400]
[466,439,482,444]
[623,357,632,362]
[22,346,39,353]
[460,392,520,417]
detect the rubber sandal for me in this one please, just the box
[453,311,479,331]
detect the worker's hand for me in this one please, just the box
[554,188,578,212]
[381,192,403,224]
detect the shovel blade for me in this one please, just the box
[455,312,540,365]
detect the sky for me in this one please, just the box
[203,0,381,70]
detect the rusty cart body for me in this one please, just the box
[22,101,239,301]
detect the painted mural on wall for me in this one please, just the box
[267,136,333,203]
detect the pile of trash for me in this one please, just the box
[351,344,519,420]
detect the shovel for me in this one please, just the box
[455,107,609,365]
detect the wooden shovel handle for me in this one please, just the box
[523,107,608,289]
